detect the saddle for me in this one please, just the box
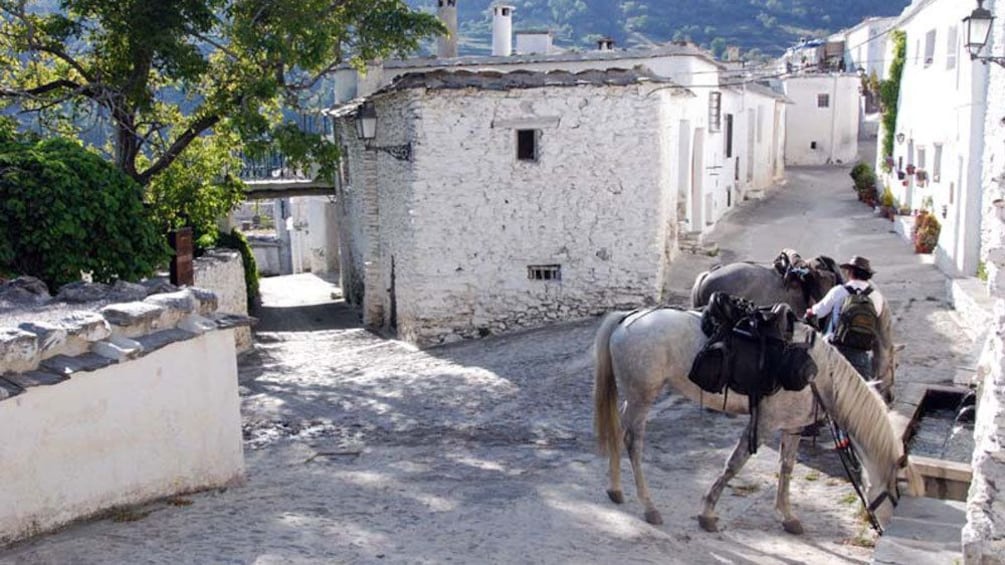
[688,291,818,453]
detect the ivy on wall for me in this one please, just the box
[880,30,907,160]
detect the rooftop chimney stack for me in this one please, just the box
[437,0,458,58]
[492,4,514,57]
[597,37,615,51]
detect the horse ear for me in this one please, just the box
[894,343,906,353]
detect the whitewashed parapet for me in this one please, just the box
[0,287,253,398]
[193,248,252,353]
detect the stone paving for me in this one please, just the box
[0,166,976,564]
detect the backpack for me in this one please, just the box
[833,285,879,350]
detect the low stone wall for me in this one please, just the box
[0,288,250,545]
[249,236,282,277]
[193,249,251,352]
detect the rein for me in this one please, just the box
[809,382,898,535]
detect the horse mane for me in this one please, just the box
[814,340,903,488]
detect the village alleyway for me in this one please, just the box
[0,167,978,564]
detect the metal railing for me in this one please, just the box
[238,113,332,182]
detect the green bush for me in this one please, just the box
[0,134,169,288]
[216,228,260,310]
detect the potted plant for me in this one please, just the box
[897,170,906,180]
[850,162,877,204]
[879,185,896,220]
[906,164,916,176]
[882,156,895,174]
[916,169,928,187]
[913,209,941,253]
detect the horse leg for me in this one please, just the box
[775,430,805,535]
[623,400,663,525]
[606,401,626,504]
[699,424,754,532]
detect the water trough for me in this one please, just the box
[902,385,975,501]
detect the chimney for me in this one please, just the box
[515,30,553,55]
[437,0,458,58]
[492,4,514,57]
[597,37,615,51]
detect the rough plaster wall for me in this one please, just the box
[374,93,419,331]
[193,250,250,352]
[966,0,1005,561]
[336,122,369,306]
[0,330,244,545]
[394,84,676,346]
[783,76,860,166]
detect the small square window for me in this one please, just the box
[817,94,830,108]
[528,264,561,281]
[517,129,538,161]
[810,141,818,150]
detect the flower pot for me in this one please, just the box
[897,171,906,180]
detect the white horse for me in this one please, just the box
[593,308,924,534]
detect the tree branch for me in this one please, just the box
[137,114,220,184]
[0,79,85,98]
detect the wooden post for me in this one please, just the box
[169,227,194,286]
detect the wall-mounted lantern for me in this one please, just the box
[964,0,1005,67]
[353,100,412,162]
[896,132,906,144]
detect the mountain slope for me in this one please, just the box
[408,0,910,57]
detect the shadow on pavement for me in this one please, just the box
[252,272,362,332]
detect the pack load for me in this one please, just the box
[688,292,818,453]
[832,285,878,351]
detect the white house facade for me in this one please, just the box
[331,69,694,346]
[782,74,861,166]
[325,2,788,344]
[878,0,989,276]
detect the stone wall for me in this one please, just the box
[964,0,1005,561]
[0,287,250,545]
[193,249,251,352]
[377,84,682,346]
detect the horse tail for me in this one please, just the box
[594,312,624,457]
[690,270,710,308]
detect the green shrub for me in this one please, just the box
[216,228,260,310]
[880,185,896,208]
[0,135,169,288]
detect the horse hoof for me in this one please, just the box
[783,519,804,535]
[644,509,664,525]
[698,515,719,532]
[607,489,624,504]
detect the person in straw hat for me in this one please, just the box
[805,255,885,380]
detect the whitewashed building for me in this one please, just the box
[839,17,898,80]
[969,0,1005,560]
[782,74,862,166]
[326,2,788,344]
[331,69,693,346]
[877,0,989,276]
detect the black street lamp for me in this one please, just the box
[964,0,1005,67]
[353,100,412,162]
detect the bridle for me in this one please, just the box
[809,382,907,535]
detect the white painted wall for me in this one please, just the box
[842,18,896,80]
[967,0,1005,559]
[0,330,244,544]
[879,0,987,276]
[287,196,340,275]
[340,83,687,345]
[783,75,860,166]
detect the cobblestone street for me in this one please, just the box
[0,167,977,564]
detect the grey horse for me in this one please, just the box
[593,308,924,533]
[690,252,898,402]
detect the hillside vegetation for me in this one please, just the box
[409,0,909,58]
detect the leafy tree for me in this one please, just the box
[0,129,169,288]
[0,0,445,188]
